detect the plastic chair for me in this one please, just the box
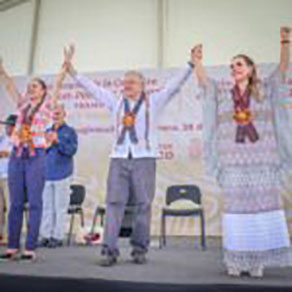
[67,184,86,246]
[160,185,206,250]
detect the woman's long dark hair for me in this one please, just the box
[32,77,48,98]
[232,54,262,102]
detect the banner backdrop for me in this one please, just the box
[0,63,292,237]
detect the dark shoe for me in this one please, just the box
[19,253,36,262]
[131,251,147,264]
[98,253,117,267]
[0,252,19,262]
[55,239,63,247]
[48,238,63,248]
[39,238,50,248]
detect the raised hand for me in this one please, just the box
[0,56,22,103]
[280,27,291,74]
[281,27,291,42]
[191,44,203,65]
[50,44,75,104]
[64,44,75,63]
[63,44,75,71]
[62,44,76,76]
[0,57,5,75]
[192,44,208,86]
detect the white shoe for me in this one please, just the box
[249,266,264,278]
[227,266,241,277]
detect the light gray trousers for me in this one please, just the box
[40,177,71,240]
[102,158,156,256]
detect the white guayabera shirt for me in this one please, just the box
[73,65,192,159]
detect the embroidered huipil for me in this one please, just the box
[12,97,54,153]
[200,65,292,270]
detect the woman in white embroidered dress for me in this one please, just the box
[192,27,292,277]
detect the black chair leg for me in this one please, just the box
[100,212,105,227]
[80,209,85,227]
[200,212,206,250]
[162,215,166,246]
[159,215,163,248]
[90,207,99,235]
[67,214,75,246]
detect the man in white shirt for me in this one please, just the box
[65,46,196,266]
[0,115,16,244]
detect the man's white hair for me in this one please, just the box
[124,70,145,90]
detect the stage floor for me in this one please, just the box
[0,237,291,289]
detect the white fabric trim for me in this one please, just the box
[223,210,291,251]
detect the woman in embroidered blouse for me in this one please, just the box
[0,47,73,261]
[192,27,292,277]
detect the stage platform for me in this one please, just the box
[0,238,291,292]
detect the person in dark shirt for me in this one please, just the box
[39,104,78,248]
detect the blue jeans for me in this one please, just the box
[8,148,45,250]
